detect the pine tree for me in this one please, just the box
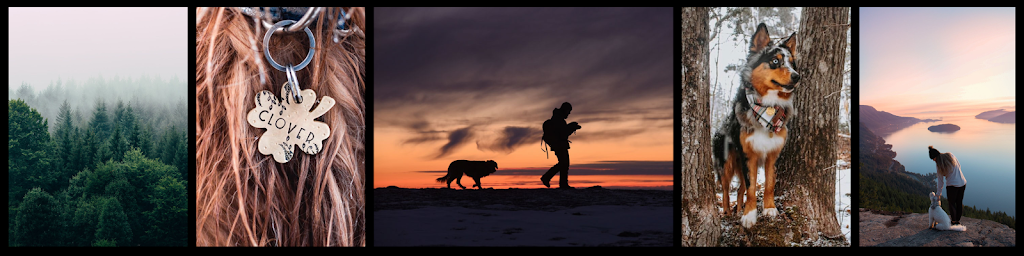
[95,139,113,164]
[9,99,57,204]
[89,100,111,142]
[14,188,57,246]
[136,122,153,158]
[54,100,76,172]
[67,128,87,173]
[79,129,99,168]
[114,100,126,130]
[71,194,100,246]
[125,105,141,150]
[159,125,181,168]
[95,197,132,246]
[109,125,129,163]
[143,176,187,246]
[174,130,189,180]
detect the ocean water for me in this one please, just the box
[883,115,1015,217]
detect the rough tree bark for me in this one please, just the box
[679,7,720,247]
[774,7,849,243]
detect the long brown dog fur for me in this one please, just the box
[196,7,365,246]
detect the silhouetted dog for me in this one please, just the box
[436,160,498,189]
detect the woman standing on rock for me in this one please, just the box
[930,146,967,226]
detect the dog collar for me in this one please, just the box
[744,86,786,132]
[236,7,349,30]
[235,7,359,42]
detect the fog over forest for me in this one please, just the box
[9,74,188,136]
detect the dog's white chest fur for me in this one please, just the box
[759,89,792,107]
[744,128,786,157]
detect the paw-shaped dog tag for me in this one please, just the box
[247,83,336,163]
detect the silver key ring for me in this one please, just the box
[264,20,315,71]
[264,20,315,103]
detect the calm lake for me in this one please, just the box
[883,115,1015,217]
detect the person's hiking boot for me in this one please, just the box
[541,176,551,188]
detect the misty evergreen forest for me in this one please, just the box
[8,76,187,247]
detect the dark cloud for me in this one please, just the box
[374,7,673,126]
[476,126,544,154]
[376,7,673,160]
[402,133,445,144]
[435,126,474,159]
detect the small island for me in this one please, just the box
[927,124,961,133]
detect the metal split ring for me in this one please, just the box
[285,64,301,103]
[264,20,315,103]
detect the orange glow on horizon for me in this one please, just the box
[374,118,673,190]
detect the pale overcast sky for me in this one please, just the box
[9,7,186,90]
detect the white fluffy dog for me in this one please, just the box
[929,192,966,232]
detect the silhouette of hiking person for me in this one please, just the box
[541,102,581,189]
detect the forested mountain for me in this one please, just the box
[859,105,934,137]
[8,78,188,246]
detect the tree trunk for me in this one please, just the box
[679,7,720,247]
[774,7,849,242]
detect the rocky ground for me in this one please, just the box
[859,208,1016,247]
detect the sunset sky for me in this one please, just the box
[373,7,673,190]
[859,7,1015,118]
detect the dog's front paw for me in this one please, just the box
[763,208,778,218]
[741,210,758,228]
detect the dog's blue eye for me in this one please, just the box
[772,59,779,64]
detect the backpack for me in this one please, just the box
[541,118,571,159]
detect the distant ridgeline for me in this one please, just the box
[976,109,1016,124]
[859,105,939,137]
[858,122,1015,229]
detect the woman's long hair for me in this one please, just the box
[933,147,957,178]
[195,7,364,246]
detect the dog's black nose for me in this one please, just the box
[791,72,801,83]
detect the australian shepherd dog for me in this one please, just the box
[712,23,800,228]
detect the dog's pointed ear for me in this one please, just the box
[781,32,797,52]
[782,32,798,50]
[750,23,771,53]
